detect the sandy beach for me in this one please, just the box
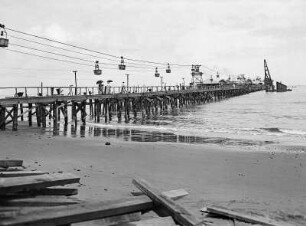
[1,125,306,225]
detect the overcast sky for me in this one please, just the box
[0,0,305,88]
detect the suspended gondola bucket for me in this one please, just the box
[155,67,160,77]
[0,24,9,48]
[93,61,102,75]
[118,56,126,70]
[166,63,171,73]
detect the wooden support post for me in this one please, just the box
[133,100,137,118]
[126,99,130,120]
[41,105,47,128]
[58,104,61,121]
[97,100,101,123]
[64,102,68,126]
[28,103,32,127]
[89,99,93,116]
[104,100,108,123]
[12,104,18,131]
[81,101,86,125]
[20,103,24,121]
[36,104,41,127]
[117,100,122,122]
[53,102,58,130]
[94,100,97,122]
[72,102,76,121]
[108,101,112,121]
[0,106,6,130]
[48,103,52,120]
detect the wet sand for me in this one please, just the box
[1,126,306,225]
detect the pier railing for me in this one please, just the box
[0,84,243,99]
[0,83,263,131]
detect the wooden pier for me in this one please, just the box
[0,84,262,131]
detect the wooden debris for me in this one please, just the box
[94,212,141,225]
[0,171,47,177]
[0,196,80,207]
[132,178,202,226]
[0,188,78,198]
[0,167,25,172]
[0,196,153,226]
[132,188,188,201]
[207,206,294,226]
[161,189,189,201]
[131,191,144,196]
[29,187,78,196]
[0,160,23,168]
[118,216,177,226]
[0,173,80,195]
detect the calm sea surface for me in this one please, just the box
[47,86,306,148]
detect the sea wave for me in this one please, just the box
[87,121,178,133]
[260,127,283,133]
[260,127,306,136]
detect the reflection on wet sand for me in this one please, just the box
[50,123,273,147]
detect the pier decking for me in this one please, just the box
[0,84,262,131]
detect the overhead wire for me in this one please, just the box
[5,26,221,74]
[4,48,98,68]
[9,35,119,63]
[6,27,202,68]
[9,34,159,69]
[10,35,160,69]
[3,48,157,73]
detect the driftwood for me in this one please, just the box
[0,171,47,177]
[132,188,189,201]
[0,160,23,168]
[0,196,153,226]
[207,206,294,226]
[119,216,177,226]
[133,178,202,226]
[0,173,80,194]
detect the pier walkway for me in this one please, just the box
[0,84,262,131]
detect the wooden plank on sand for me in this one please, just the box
[0,196,153,226]
[0,171,47,177]
[0,188,78,198]
[0,167,25,172]
[0,173,80,195]
[118,216,177,226]
[95,212,141,225]
[30,187,78,196]
[132,178,202,226]
[161,188,189,201]
[207,206,294,226]
[132,188,189,201]
[0,160,23,168]
[0,196,80,207]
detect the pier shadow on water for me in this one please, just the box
[48,122,274,147]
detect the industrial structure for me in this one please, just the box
[264,59,290,92]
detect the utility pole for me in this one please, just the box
[160,76,163,88]
[126,74,129,91]
[73,71,78,95]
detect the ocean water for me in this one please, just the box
[48,85,306,148]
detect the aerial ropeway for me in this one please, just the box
[93,61,102,75]
[118,56,126,70]
[0,24,9,48]
[166,63,171,73]
[155,67,160,77]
